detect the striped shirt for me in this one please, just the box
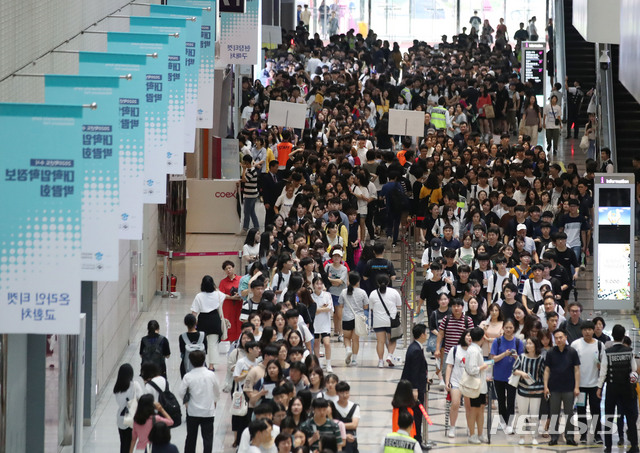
[512,354,545,397]
[438,314,474,354]
[243,167,259,198]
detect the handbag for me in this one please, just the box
[230,389,248,416]
[377,289,400,328]
[122,384,139,428]
[579,135,590,150]
[344,293,368,337]
[426,332,437,353]
[483,104,495,119]
[460,369,482,398]
[217,293,228,341]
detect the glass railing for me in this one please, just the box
[553,0,567,118]
[596,43,617,170]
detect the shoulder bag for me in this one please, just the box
[579,134,590,150]
[230,388,248,416]
[459,349,482,398]
[344,292,368,337]
[483,104,495,119]
[217,292,229,341]
[377,289,400,328]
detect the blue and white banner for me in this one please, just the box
[107,32,184,176]
[77,52,148,230]
[128,18,190,165]
[219,0,261,65]
[45,75,120,281]
[0,103,85,334]
[148,5,203,150]
[168,0,215,129]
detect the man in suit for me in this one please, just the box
[260,160,283,227]
[401,323,429,446]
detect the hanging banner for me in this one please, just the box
[218,0,261,65]
[0,103,85,334]
[44,75,120,281]
[129,16,195,157]
[148,5,203,150]
[77,52,147,231]
[168,0,215,129]
[107,31,185,175]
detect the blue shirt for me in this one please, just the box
[490,336,525,381]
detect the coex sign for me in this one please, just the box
[220,0,245,13]
[214,190,237,198]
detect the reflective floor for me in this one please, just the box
[81,135,640,452]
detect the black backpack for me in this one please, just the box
[389,183,409,213]
[141,335,166,371]
[148,379,182,428]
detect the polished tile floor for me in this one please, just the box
[81,135,639,452]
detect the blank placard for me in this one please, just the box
[388,109,425,136]
[262,25,282,45]
[267,100,308,129]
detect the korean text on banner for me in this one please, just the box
[105,34,172,203]
[148,5,203,151]
[0,103,84,334]
[124,22,187,172]
[218,0,261,65]
[78,52,146,234]
[45,75,120,281]
[168,0,216,129]
[108,32,183,177]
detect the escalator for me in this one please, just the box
[563,0,596,129]
[610,45,640,173]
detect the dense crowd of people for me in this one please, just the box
[111,17,638,453]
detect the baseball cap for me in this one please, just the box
[516,224,527,232]
[331,249,343,257]
[430,238,442,249]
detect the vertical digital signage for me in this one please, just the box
[593,174,635,310]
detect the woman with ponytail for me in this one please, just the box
[338,272,369,367]
[369,274,402,368]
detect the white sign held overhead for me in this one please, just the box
[267,100,308,129]
[262,25,282,45]
[388,109,425,137]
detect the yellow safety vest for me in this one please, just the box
[383,431,417,453]
[431,106,447,130]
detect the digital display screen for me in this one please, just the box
[598,207,631,225]
[523,43,544,96]
[597,243,631,300]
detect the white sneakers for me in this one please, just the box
[326,363,333,373]
[386,355,395,367]
[447,427,456,438]
[378,359,384,368]
[345,347,353,365]
[468,435,481,444]
[505,426,514,435]
[479,435,489,443]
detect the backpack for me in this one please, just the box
[389,183,409,213]
[147,379,182,428]
[497,336,522,353]
[181,332,206,374]
[141,335,166,371]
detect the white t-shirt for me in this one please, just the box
[334,400,361,420]
[370,288,401,328]
[446,345,468,387]
[234,356,258,389]
[272,271,291,302]
[353,185,371,215]
[312,291,334,334]
[275,192,295,218]
[191,291,225,313]
[543,104,561,129]
[487,271,515,304]
[339,287,368,322]
[570,338,603,387]
[238,424,280,453]
[522,278,552,305]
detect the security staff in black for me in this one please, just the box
[381,409,422,453]
[597,324,639,453]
